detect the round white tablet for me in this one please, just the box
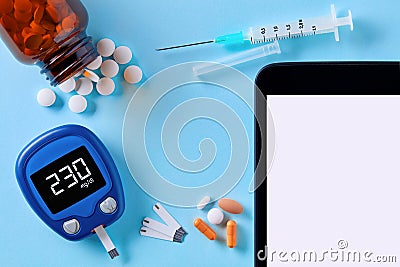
[207,208,224,225]
[68,95,87,113]
[101,60,119,78]
[58,78,76,93]
[75,77,93,96]
[86,55,102,70]
[37,88,56,107]
[113,46,132,64]
[97,38,115,57]
[96,77,115,96]
[124,65,142,84]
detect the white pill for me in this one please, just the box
[68,95,87,113]
[75,77,93,95]
[124,65,142,84]
[113,46,132,64]
[97,38,115,57]
[101,60,119,78]
[58,78,76,93]
[83,69,100,83]
[96,77,115,96]
[197,196,211,210]
[207,208,224,225]
[86,55,102,70]
[37,88,56,107]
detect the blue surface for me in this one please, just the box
[0,0,399,266]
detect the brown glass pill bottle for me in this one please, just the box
[0,0,98,86]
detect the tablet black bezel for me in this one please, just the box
[254,61,400,267]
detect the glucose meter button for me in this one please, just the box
[63,219,80,235]
[100,197,117,214]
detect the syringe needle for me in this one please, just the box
[156,40,214,51]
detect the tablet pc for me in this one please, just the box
[254,62,400,266]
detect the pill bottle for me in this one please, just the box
[0,0,98,86]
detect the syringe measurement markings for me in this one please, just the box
[254,32,315,43]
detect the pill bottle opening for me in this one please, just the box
[38,31,98,86]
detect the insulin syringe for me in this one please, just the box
[157,4,353,51]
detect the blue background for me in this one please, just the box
[0,0,399,266]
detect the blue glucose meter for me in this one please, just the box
[15,125,125,245]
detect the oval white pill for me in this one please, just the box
[101,60,119,78]
[37,88,56,107]
[197,196,211,210]
[113,46,132,64]
[58,78,76,93]
[207,208,224,225]
[83,69,100,83]
[75,77,93,96]
[96,77,115,96]
[86,55,102,70]
[68,95,87,113]
[124,65,142,84]
[97,38,115,57]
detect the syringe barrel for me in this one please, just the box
[246,4,353,44]
[193,41,281,76]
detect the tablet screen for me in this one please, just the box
[260,63,400,266]
[266,95,400,266]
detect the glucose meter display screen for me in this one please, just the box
[30,146,106,214]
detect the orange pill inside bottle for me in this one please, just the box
[0,0,98,86]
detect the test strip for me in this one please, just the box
[142,217,184,243]
[142,217,175,237]
[93,225,119,259]
[153,203,187,234]
[140,227,175,242]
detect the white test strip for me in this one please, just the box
[142,217,175,238]
[94,225,119,259]
[153,203,183,232]
[140,226,174,242]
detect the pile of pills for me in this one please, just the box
[0,0,79,56]
[194,196,243,248]
[36,38,143,113]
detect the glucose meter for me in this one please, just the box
[15,125,125,259]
